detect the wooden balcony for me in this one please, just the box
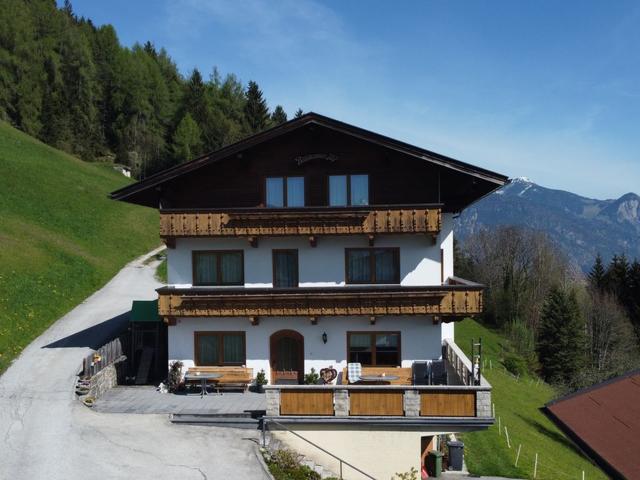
[157,280,483,320]
[159,205,441,244]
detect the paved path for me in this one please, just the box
[0,248,269,480]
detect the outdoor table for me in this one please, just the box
[184,372,222,398]
[358,375,400,384]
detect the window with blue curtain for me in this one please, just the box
[266,177,284,207]
[287,177,305,207]
[329,175,347,206]
[266,176,304,207]
[329,174,369,206]
[193,251,243,286]
[350,174,369,205]
[346,248,399,284]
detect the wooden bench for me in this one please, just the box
[341,366,412,385]
[186,366,254,392]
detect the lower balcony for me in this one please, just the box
[157,277,483,320]
[263,339,493,426]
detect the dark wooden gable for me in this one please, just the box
[111,113,507,212]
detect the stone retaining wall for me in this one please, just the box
[88,356,127,399]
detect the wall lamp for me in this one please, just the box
[322,332,328,344]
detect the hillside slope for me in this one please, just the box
[456,319,606,480]
[455,178,640,272]
[0,122,158,373]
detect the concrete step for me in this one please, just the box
[170,413,263,429]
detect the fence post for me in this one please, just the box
[533,453,538,478]
[515,444,521,467]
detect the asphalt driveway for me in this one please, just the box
[0,247,269,480]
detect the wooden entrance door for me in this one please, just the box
[270,330,304,384]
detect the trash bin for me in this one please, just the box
[426,450,443,477]
[447,441,464,471]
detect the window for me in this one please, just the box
[329,174,369,206]
[192,251,244,286]
[195,332,246,366]
[345,248,400,284]
[266,176,305,207]
[348,332,400,366]
[273,249,299,288]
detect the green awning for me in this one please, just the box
[130,299,160,322]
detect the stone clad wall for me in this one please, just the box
[88,356,126,399]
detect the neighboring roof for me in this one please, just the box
[543,370,640,480]
[110,112,508,206]
[130,299,160,322]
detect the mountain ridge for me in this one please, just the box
[455,178,640,272]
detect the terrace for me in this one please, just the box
[264,339,492,426]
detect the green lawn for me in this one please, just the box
[0,122,158,374]
[456,319,605,480]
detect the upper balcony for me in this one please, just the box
[159,204,442,246]
[157,277,482,321]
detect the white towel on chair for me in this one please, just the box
[347,362,362,383]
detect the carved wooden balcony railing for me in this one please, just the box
[159,205,442,243]
[157,280,483,320]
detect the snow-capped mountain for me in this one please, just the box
[455,177,640,272]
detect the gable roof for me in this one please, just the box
[110,112,508,206]
[543,370,640,479]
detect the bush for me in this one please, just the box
[503,353,527,377]
[304,368,320,385]
[265,449,321,480]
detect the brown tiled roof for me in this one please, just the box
[544,370,640,480]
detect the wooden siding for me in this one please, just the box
[157,286,483,318]
[420,391,476,417]
[160,206,441,239]
[280,390,334,415]
[349,390,405,416]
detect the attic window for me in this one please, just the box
[266,177,304,207]
[329,174,369,206]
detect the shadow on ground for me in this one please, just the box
[42,311,130,349]
[515,412,584,457]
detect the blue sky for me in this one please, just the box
[68,0,640,199]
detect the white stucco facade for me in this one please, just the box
[168,315,450,383]
[166,214,456,376]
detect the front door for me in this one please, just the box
[270,330,304,384]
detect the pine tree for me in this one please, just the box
[588,254,606,291]
[271,105,287,125]
[243,80,269,133]
[294,108,304,119]
[171,113,201,162]
[536,287,584,385]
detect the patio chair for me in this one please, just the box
[412,361,430,385]
[430,360,448,385]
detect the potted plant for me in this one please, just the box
[304,368,320,385]
[255,369,267,393]
[167,360,183,393]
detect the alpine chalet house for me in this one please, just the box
[111,113,507,478]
